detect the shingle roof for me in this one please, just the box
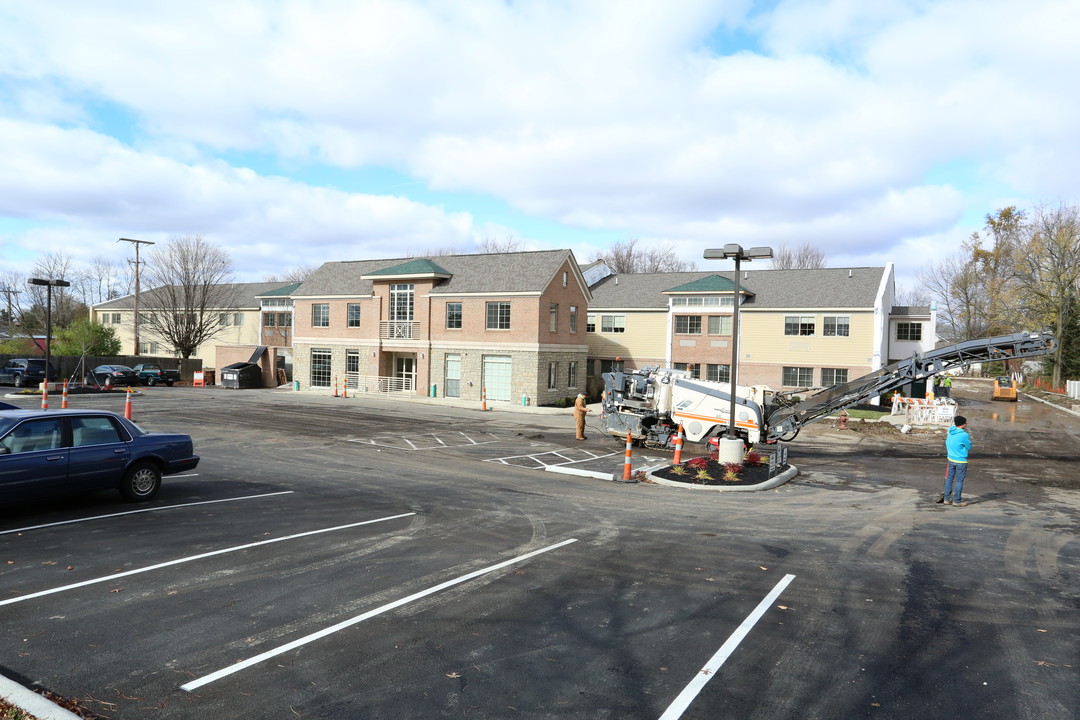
[256,282,302,297]
[589,267,886,309]
[295,249,576,296]
[92,281,296,310]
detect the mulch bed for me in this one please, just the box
[650,455,776,486]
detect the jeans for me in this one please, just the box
[944,461,968,501]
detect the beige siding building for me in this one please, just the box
[587,263,938,394]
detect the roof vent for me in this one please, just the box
[849,270,853,278]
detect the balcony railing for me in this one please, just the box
[345,373,415,395]
[379,321,418,339]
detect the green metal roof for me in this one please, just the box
[255,282,302,297]
[663,274,736,293]
[362,258,451,277]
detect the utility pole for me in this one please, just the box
[118,238,155,356]
[0,287,20,339]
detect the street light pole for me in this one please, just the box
[28,278,71,386]
[703,244,773,461]
[119,237,155,356]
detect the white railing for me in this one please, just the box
[345,373,415,395]
[890,397,957,425]
[379,321,418,339]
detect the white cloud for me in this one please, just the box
[0,0,1078,288]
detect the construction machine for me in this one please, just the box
[599,330,1057,448]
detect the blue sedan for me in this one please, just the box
[0,409,199,504]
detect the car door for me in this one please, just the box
[0,417,69,502]
[0,360,17,384]
[68,416,131,490]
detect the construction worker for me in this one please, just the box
[938,374,952,398]
[574,392,590,440]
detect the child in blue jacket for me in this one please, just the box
[938,415,972,506]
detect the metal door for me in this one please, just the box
[482,355,512,402]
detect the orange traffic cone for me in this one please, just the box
[124,387,133,420]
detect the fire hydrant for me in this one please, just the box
[838,409,849,430]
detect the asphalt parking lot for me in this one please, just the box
[1,384,1077,719]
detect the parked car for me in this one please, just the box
[0,409,199,504]
[84,364,141,388]
[992,376,1018,402]
[131,363,182,386]
[0,358,57,388]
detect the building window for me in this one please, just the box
[782,366,814,386]
[347,303,361,328]
[897,322,922,341]
[312,304,330,327]
[346,349,360,374]
[706,363,731,383]
[824,316,850,337]
[110,312,122,324]
[821,368,848,386]
[549,303,558,332]
[587,314,596,333]
[263,313,276,327]
[562,271,568,287]
[390,283,415,322]
[568,361,578,388]
[673,363,701,379]
[707,315,732,335]
[784,316,815,336]
[277,312,292,327]
[569,306,578,333]
[548,362,558,389]
[675,316,702,334]
[446,302,462,329]
[601,315,625,333]
[486,301,511,330]
[138,341,159,354]
[671,296,734,308]
[310,348,332,387]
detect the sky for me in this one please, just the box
[1,0,1078,294]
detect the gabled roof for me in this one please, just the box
[256,282,302,298]
[91,281,295,310]
[296,249,585,297]
[663,274,737,293]
[589,267,887,310]
[362,258,452,279]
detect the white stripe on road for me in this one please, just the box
[181,537,579,692]
[0,513,416,607]
[658,573,796,720]
[0,491,295,536]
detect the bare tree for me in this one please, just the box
[141,235,239,358]
[592,239,696,273]
[22,252,84,332]
[1014,202,1080,386]
[264,265,319,283]
[770,242,827,270]
[476,233,523,254]
[1,270,26,336]
[893,283,930,307]
[75,256,131,305]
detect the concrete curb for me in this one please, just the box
[1023,392,1080,419]
[0,673,83,720]
[646,464,799,492]
[544,465,615,482]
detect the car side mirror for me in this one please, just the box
[0,446,10,455]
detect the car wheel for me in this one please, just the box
[147,377,157,386]
[165,381,175,387]
[104,378,114,389]
[120,461,162,502]
[13,375,24,388]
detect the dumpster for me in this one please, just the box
[220,362,262,389]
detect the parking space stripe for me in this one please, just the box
[0,513,416,607]
[180,537,579,692]
[0,492,295,536]
[658,573,796,720]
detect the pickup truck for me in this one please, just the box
[131,363,182,386]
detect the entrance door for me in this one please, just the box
[445,354,461,397]
[482,355,512,402]
[394,355,416,391]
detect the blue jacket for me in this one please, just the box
[946,425,972,463]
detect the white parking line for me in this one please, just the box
[351,431,500,450]
[658,574,796,720]
[485,448,620,468]
[181,538,579,692]
[0,513,416,607]
[0,491,295,536]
